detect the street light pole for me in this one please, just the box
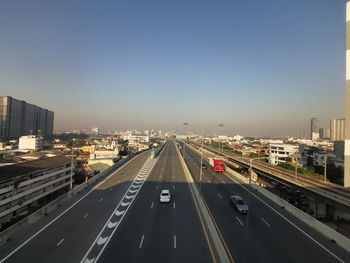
[249,156,271,185]
[70,138,76,190]
[200,129,204,195]
[294,156,298,182]
[324,153,327,182]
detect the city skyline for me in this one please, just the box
[0,0,347,137]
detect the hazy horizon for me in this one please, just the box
[0,0,346,137]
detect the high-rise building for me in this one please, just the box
[330,118,345,141]
[318,128,326,139]
[345,2,350,188]
[0,96,54,140]
[325,128,331,139]
[91,127,99,136]
[310,117,319,141]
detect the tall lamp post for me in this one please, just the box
[249,156,271,184]
[70,138,76,190]
[324,153,328,182]
[289,152,300,182]
[183,122,189,158]
[181,122,224,196]
[199,129,204,194]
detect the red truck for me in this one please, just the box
[208,157,225,173]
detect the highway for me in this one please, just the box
[96,140,213,262]
[0,141,214,263]
[182,142,350,263]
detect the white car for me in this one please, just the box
[160,189,171,203]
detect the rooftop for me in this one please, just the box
[0,155,71,182]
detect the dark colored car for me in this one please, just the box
[231,195,248,214]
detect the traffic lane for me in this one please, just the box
[185,154,245,261]
[171,141,212,263]
[187,151,301,262]
[96,142,173,263]
[98,141,212,263]
[216,173,350,263]
[0,151,151,263]
[185,144,350,262]
[205,166,345,262]
[186,147,349,263]
[0,151,151,258]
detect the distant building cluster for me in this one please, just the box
[310,117,345,142]
[0,96,54,140]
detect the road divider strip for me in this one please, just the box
[174,140,231,263]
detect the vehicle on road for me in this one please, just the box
[208,157,225,173]
[231,195,248,214]
[201,163,207,169]
[160,189,171,203]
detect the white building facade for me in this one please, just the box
[269,144,299,165]
[18,135,43,151]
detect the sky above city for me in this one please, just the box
[0,0,347,137]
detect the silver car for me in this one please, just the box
[160,189,171,203]
[231,195,248,214]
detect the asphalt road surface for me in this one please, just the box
[0,142,214,263]
[182,142,350,263]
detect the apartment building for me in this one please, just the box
[0,155,73,227]
[0,96,54,140]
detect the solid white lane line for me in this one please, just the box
[217,193,223,199]
[151,202,154,209]
[223,172,345,263]
[173,202,176,209]
[235,216,244,226]
[57,238,64,247]
[82,157,160,263]
[174,235,176,249]
[139,235,145,248]
[84,213,88,219]
[261,217,270,227]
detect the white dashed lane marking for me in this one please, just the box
[80,156,160,263]
[261,217,270,227]
[235,216,244,226]
[139,235,145,248]
[56,239,64,247]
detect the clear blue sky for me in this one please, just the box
[0,0,347,137]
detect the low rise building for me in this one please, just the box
[0,155,73,228]
[269,144,299,165]
[18,135,43,151]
